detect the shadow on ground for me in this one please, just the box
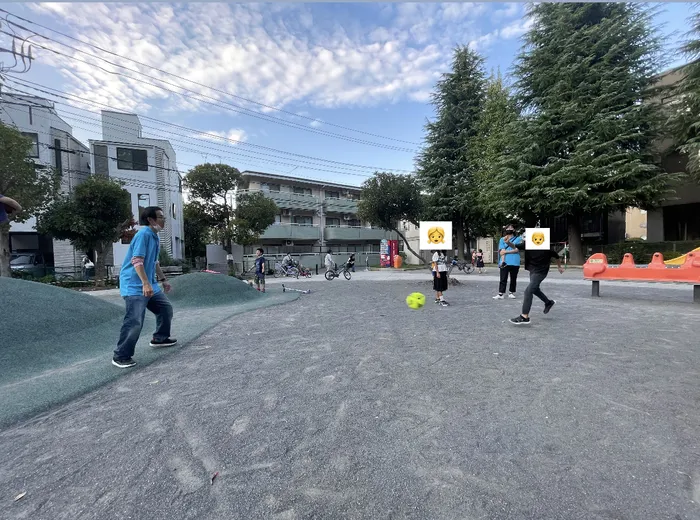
[0,274,298,428]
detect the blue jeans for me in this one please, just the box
[114,292,173,360]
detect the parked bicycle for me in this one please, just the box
[297,264,313,278]
[448,257,474,276]
[274,262,299,278]
[325,262,352,281]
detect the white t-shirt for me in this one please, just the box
[325,253,333,268]
[432,252,448,272]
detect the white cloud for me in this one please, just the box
[491,3,521,22]
[499,17,535,40]
[309,119,323,128]
[21,2,525,116]
[197,128,248,145]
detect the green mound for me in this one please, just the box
[0,276,123,346]
[0,273,299,429]
[167,272,263,307]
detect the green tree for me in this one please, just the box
[184,163,241,252]
[230,191,278,246]
[0,123,61,277]
[475,71,521,236]
[38,176,132,285]
[357,172,425,263]
[489,3,672,264]
[667,7,700,176]
[415,46,488,259]
[183,201,213,262]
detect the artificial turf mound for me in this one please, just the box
[0,273,298,428]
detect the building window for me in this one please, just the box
[261,183,280,192]
[326,217,341,227]
[293,216,313,226]
[293,186,312,196]
[171,203,177,219]
[137,194,150,213]
[274,214,282,224]
[116,147,148,171]
[21,132,39,158]
[93,144,109,175]
[347,192,360,201]
[325,190,340,199]
[347,219,361,227]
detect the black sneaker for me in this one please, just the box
[434,299,440,304]
[509,315,531,325]
[112,357,136,369]
[150,338,178,348]
[439,300,450,306]
[544,300,556,314]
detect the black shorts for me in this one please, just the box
[433,271,448,292]
[476,259,485,268]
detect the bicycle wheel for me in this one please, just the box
[464,265,474,274]
[343,270,351,280]
[324,270,334,281]
[273,269,281,278]
[305,272,312,278]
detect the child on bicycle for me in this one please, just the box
[346,253,356,272]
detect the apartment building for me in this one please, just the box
[240,171,398,264]
[645,61,700,242]
[0,93,91,271]
[89,111,185,267]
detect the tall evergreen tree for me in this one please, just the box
[488,3,672,264]
[415,46,487,259]
[668,7,700,177]
[475,71,520,236]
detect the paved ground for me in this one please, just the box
[2,272,699,519]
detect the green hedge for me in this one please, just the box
[600,241,700,264]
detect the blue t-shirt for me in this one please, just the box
[0,194,8,224]
[255,256,266,275]
[499,236,523,266]
[119,226,162,297]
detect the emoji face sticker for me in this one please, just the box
[532,232,545,246]
[419,221,452,251]
[525,227,550,250]
[427,226,446,245]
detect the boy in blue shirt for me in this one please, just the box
[113,206,176,369]
[254,248,266,292]
[493,225,523,300]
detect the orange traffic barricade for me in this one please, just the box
[583,251,700,303]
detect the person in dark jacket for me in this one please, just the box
[502,235,564,325]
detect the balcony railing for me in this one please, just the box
[260,223,321,241]
[242,189,320,210]
[324,226,396,241]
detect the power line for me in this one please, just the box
[0,19,417,153]
[5,77,412,174]
[0,8,419,147]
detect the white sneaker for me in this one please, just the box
[508,293,516,299]
[493,294,504,300]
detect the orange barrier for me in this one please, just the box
[583,252,700,303]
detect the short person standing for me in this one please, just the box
[494,225,523,300]
[113,206,177,369]
[254,248,266,292]
[503,235,564,325]
[432,250,450,306]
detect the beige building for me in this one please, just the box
[625,208,648,240]
[240,171,398,266]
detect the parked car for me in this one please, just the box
[10,252,48,278]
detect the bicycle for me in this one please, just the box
[448,258,474,276]
[324,262,352,280]
[274,262,299,278]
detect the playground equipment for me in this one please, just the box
[583,251,700,303]
[664,247,700,266]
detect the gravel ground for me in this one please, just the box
[2,274,699,520]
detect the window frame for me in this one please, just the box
[116,147,149,171]
[21,132,39,158]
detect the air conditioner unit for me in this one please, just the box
[285,240,294,246]
[282,209,291,217]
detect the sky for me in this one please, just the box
[0,2,696,188]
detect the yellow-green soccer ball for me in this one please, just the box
[406,292,426,310]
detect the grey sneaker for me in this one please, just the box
[150,338,178,348]
[508,293,516,299]
[493,294,504,300]
[439,300,450,306]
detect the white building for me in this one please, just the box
[0,93,91,271]
[89,111,185,267]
